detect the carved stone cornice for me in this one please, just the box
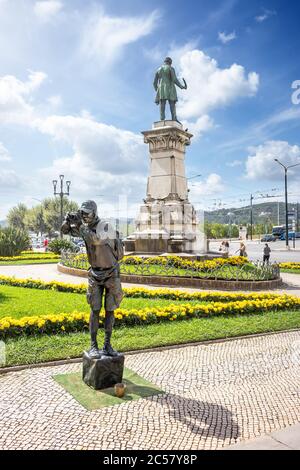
[142,127,193,153]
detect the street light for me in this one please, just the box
[274,159,300,248]
[227,212,234,238]
[52,175,71,238]
[187,174,202,180]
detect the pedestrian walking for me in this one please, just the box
[263,243,271,265]
[219,241,225,252]
[235,242,247,257]
[43,238,49,252]
[224,241,230,255]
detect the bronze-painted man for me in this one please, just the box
[154,56,187,121]
[61,200,124,358]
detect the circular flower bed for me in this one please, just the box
[60,253,280,282]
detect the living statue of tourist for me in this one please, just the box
[153,56,187,121]
[61,200,124,359]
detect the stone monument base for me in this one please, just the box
[125,120,205,255]
[82,351,125,390]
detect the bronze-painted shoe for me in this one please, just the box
[101,344,119,357]
[87,345,102,359]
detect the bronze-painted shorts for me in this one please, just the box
[87,267,123,312]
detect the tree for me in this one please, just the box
[7,203,28,230]
[42,197,79,235]
[24,205,45,236]
[204,222,239,239]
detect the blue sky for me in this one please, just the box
[0,0,300,219]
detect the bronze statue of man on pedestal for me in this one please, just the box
[61,200,124,359]
[154,56,187,121]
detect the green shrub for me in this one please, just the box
[48,238,77,255]
[0,227,30,256]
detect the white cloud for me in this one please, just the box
[0,169,21,188]
[245,141,300,180]
[226,159,243,167]
[34,1,63,22]
[47,94,62,108]
[189,173,225,199]
[33,113,148,202]
[80,8,160,64]
[0,142,11,161]
[34,114,145,174]
[218,31,237,44]
[181,115,215,140]
[176,49,259,121]
[219,107,300,153]
[0,70,47,124]
[255,9,276,23]
[168,41,199,65]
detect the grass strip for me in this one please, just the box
[3,309,300,367]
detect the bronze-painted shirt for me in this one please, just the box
[61,218,118,269]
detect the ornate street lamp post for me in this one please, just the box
[52,175,71,238]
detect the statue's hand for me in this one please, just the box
[182,78,187,90]
[66,211,82,227]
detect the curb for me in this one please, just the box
[1,328,299,375]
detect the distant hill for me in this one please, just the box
[0,220,7,228]
[203,201,299,226]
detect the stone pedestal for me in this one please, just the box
[82,351,125,390]
[126,120,203,254]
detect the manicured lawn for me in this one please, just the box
[4,309,300,367]
[281,269,300,274]
[0,259,59,265]
[0,285,202,319]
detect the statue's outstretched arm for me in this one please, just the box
[171,67,186,89]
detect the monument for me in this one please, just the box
[125,57,203,254]
[61,201,125,389]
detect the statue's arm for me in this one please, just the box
[153,70,159,91]
[61,217,81,237]
[171,67,185,89]
[61,220,71,235]
[79,222,116,245]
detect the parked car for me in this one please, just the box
[261,234,277,242]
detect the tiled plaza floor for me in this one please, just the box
[1,330,300,450]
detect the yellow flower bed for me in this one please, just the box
[70,254,248,271]
[0,274,287,301]
[0,275,87,293]
[1,294,299,339]
[0,252,59,261]
[280,262,300,271]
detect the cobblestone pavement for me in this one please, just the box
[1,331,300,450]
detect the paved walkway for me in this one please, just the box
[227,422,300,450]
[1,264,300,450]
[1,264,300,295]
[1,331,300,450]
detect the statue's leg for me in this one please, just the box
[101,272,123,356]
[160,99,166,120]
[102,310,117,356]
[87,276,103,356]
[169,100,177,121]
[89,308,100,350]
